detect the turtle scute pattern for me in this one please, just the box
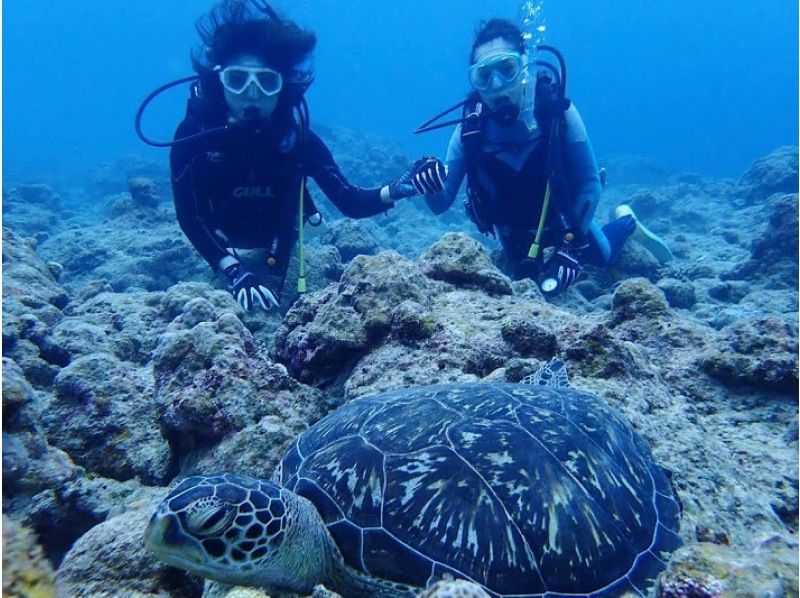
[276,383,681,597]
[163,474,288,568]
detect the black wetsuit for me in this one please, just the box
[170,112,391,289]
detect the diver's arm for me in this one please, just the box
[170,121,230,269]
[303,131,393,218]
[425,126,466,215]
[562,104,602,237]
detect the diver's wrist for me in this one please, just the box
[218,255,239,271]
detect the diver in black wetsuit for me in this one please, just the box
[168,0,446,312]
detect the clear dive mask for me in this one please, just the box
[469,52,525,92]
[219,65,283,96]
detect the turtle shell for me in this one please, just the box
[275,383,681,597]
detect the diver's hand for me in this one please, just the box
[540,248,582,293]
[409,156,447,195]
[224,262,279,312]
[385,157,447,200]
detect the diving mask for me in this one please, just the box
[469,52,525,91]
[219,65,283,96]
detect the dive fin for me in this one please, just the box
[615,204,674,264]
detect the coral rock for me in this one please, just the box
[500,316,558,358]
[699,316,798,392]
[419,233,512,296]
[275,252,435,382]
[658,537,798,597]
[128,177,160,208]
[39,213,208,293]
[565,323,637,379]
[738,146,798,203]
[611,278,670,325]
[752,194,798,262]
[740,193,800,286]
[43,352,170,484]
[93,154,168,196]
[2,515,56,598]
[390,301,439,344]
[56,507,201,597]
[416,577,491,598]
[320,219,379,262]
[656,277,697,309]
[191,415,305,481]
[155,311,327,460]
[706,281,749,304]
[3,357,37,416]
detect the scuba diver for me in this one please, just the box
[137,0,446,312]
[416,19,672,294]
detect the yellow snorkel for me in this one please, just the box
[527,182,550,260]
[297,178,307,293]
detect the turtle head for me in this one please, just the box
[145,474,296,589]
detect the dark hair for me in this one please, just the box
[193,0,316,75]
[471,19,526,64]
[190,0,317,128]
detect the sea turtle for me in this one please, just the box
[145,362,681,597]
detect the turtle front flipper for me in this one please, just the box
[520,358,570,387]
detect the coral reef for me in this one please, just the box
[419,232,512,295]
[2,229,70,386]
[43,351,170,483]
[658,535,798,597]
[699,316,798,392]
[416,578,491,598]
[1,142,797,596]
[92,154,169,197]
[656,277,697,309]
[610,277,671,325]
[38,206,209,293]
[320,219,379,262]
[274,251,437,384]
[2,184,62,240]
[737,146,799,203]
[203,585,274,598]
[128,176,161,208]
[2,515,56,598]
[55,507,202,597]
[153,306,330,462]
[727,192,800,287]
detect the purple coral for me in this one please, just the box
[659,575,724,598]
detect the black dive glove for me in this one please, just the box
[388,156,447,200]
[224,262,279,312]
[539,247,582,294]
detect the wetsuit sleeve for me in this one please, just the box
[170,118,230,270]
[303,132,392,218]
[563,104,602,236]
[425,125,467,215]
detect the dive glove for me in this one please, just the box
[539,247,582,294]
[387,156,447,200]
[224,262,279,312]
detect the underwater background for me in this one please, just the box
[2,1,799,597]
[4,0,798,180]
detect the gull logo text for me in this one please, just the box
[233,186,275,198]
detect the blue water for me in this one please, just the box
[4,0,798,181]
